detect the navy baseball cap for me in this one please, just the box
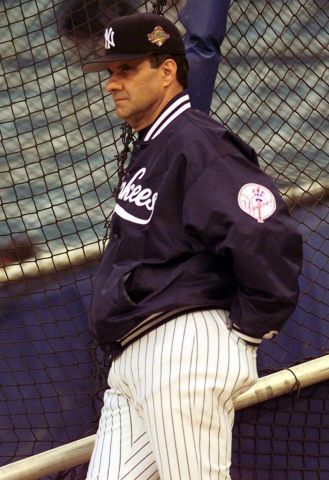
[82,13,186,73]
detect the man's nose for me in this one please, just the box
[106,76,122,93]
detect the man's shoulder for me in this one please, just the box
[168,108,227,148]
[174,109,242,153]
[169,108,259,168]
[181,108,225,134]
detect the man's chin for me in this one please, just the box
[115,109,135,128]
[114,102,127,114]
[115,107,127,120]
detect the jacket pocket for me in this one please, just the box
[93,267,137,319]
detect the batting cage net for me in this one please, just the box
[0,0,328,478]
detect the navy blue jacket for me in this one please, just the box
[90,93,302,351]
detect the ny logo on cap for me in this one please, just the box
[105,27,115,50]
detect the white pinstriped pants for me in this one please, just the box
[86,309,258,480]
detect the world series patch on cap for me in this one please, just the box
[82,13,186,73]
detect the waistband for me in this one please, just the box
[106,308,261,362]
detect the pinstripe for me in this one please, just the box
[128,340,138,401]
[136,337,142,404]
[186,314,200,478]
[165,319,176,480]
[120,433,158,480]
[211,311,231,476]
[121,446,153,479]
[207,310,221,479]
[168,318,182,479]
[117,388,124,477]
[149,327,165,477]
[87,309,258,479]
[223,331,238,470]
[197,311,210,475]
[192,313,198,407]
[104,392,116,478]
[178,314,193,479]
[159,322,172,478]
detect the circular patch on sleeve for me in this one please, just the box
[238,183,276,223]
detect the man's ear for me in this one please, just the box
[160,58,178,86]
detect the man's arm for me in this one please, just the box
[183,143,303,339]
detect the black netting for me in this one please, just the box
[0,0,328,478]
[232,381,329,479]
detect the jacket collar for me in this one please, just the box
[138,91,191,143]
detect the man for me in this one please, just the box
[82,13,302,480]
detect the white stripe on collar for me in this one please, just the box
[144,94,191,142]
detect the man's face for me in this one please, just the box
[105,57,166,131]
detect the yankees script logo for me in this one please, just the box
[114,168,158,225]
